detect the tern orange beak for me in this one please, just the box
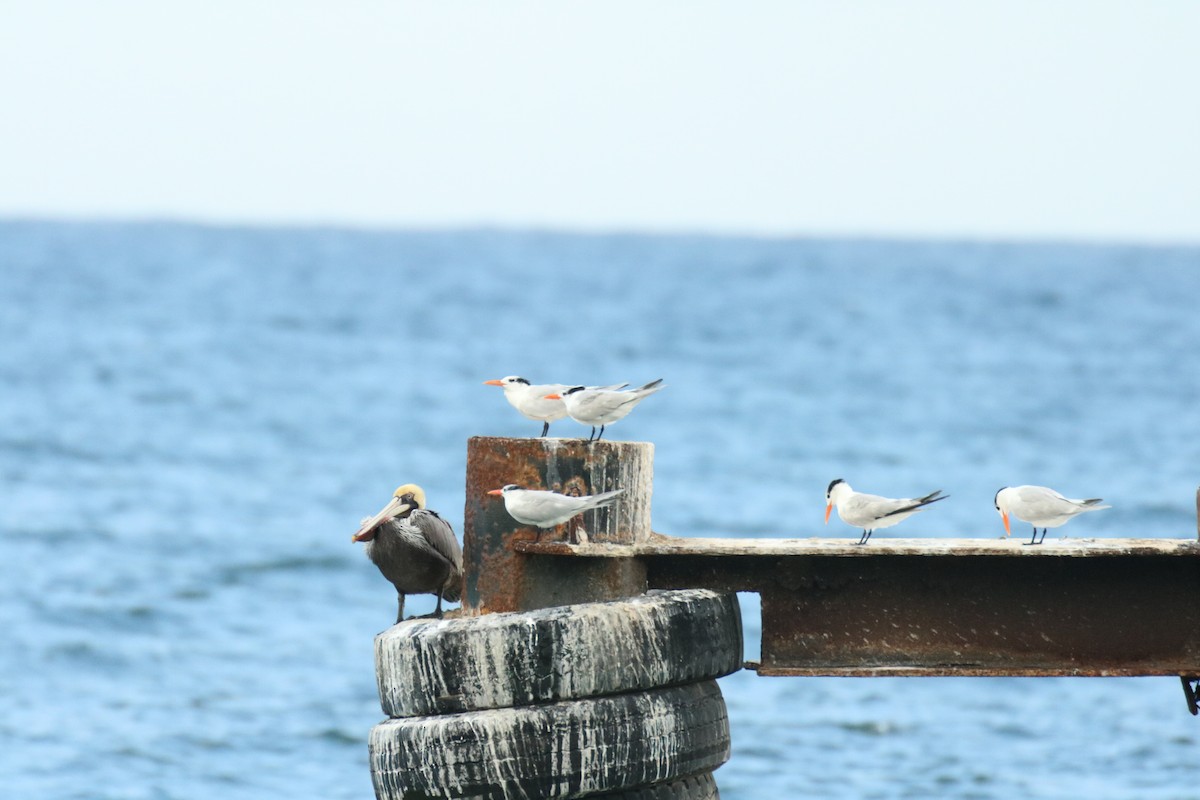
[1002,510,1011,537]
[824,502,832,524]
[544,393,561,400]
[483,379,504,386]
[486,489,504,496]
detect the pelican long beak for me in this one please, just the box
[351,497,412,542]
[824,502,832,524]
[544,393,561,400]
[486,489,504,496]
[483,379,504,386]
[1002,510,1011,538]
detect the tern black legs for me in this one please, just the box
[540,422,550,437]
[1024,527,1047,546]
[586,425,607,442]
[857,529,873,545]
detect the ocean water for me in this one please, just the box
[2,220,1199,799]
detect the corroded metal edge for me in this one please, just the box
[749,664,1200,678]
[515,536,1200,558]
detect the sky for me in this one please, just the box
[2,1,1198,243]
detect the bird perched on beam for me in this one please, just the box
[352,484,462,623]
[483,376,629,437]
[825,479,947,545]
[545,379,665,441]
[487,484,623,530]
[994,485,1110,545]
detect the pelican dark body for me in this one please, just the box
[353,484,463,623]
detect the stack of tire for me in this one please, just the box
[368,589,743,799]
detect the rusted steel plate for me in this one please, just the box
[749,555,1200,676]
[517,536,1200,676]
[462,436,652,614]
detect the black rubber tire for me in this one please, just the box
[375,589,742,718]
[369,680,730,800]
[584,772,720,800]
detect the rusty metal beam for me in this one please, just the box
[471,439,1200,679]
[516,536,1200,677]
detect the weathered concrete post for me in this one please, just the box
[462,435,653,613]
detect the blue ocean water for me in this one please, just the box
[2,220,1199,799]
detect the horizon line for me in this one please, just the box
[2,212,1198,250]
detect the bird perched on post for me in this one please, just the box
[994,485,1110,545]
[487,484,624,530]
[483,376,628,437]
[545,379,665,441]
[825,479,947,545]
[351,484,462,623]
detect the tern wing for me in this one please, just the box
[840,492,909,525]
[843,491,944,525]
[509,490,588,526]
[573,390,625,416]
[879,491,946,519]
[1013,486,1077,516]
[1014,485,1066,503]
[580,488,624,511]
[1071,497,1109,509]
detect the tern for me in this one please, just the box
[994,485,1110,545]
[487,484,624,528]
[545,379,665,441]
[825,479,947,545]
[351,484,463,623]
[483,376,628,437]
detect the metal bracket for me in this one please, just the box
[1182,676,1200,716]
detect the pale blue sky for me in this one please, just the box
[2,2,1198,242]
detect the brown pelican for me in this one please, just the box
[351,484,462,622]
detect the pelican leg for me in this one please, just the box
[395,594,406,624]
[540,421,550,437]
[434,590,445,618]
